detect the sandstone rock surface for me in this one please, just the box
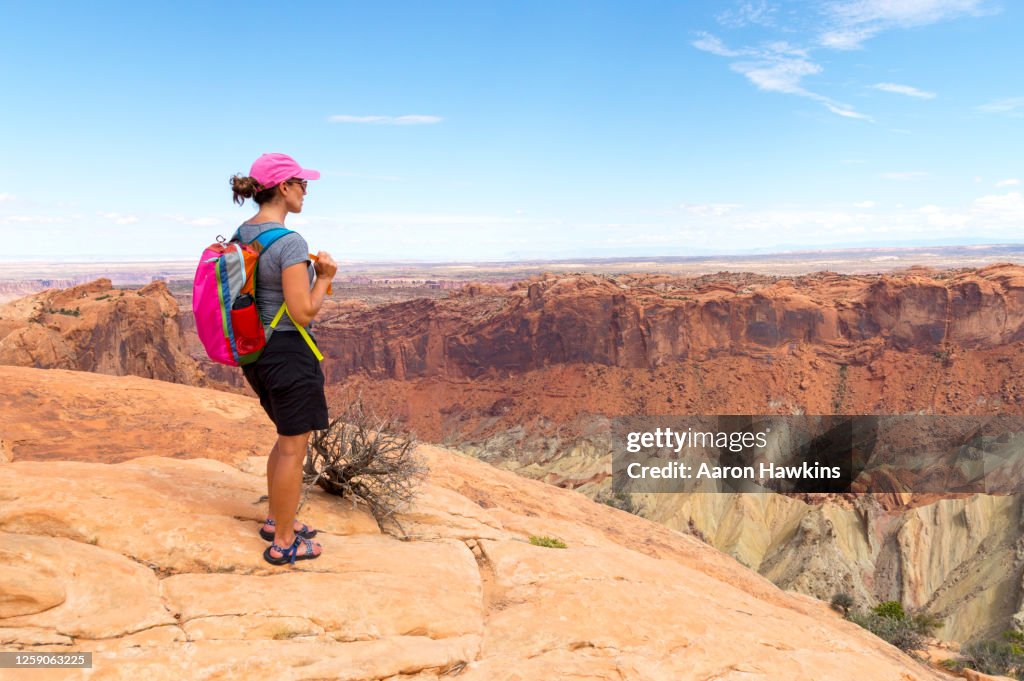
[0,365,273,463]
[0,368,949,680]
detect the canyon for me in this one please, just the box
[3,265,1024,645]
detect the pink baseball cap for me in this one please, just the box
[249,153,320,190]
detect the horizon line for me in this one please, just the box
[2,242,1024,267]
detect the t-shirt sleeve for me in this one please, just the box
[276,233,310,271]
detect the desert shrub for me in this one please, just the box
[303,399,427,535]
[830,592,854,615]
[848,610,926,656]
[529,535,567,549]
[958,632,1024,678]
[910,611,944,635]
[595,488,645,515]
[847,600,945,656]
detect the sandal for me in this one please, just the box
[263,535,321,566]
[259,518,318,542]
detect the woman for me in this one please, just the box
[230,152,337,565]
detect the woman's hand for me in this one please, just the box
[313,251,337,280]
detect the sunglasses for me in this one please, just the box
[285,179,308,192]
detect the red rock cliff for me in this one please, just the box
[315,264,1024,382]
[0,278,202,386]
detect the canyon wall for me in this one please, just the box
[0,278,202,386]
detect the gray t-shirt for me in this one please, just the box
[234,221,313,333]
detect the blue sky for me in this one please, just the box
[0,0,1021,261]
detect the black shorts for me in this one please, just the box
[242,331,329,436]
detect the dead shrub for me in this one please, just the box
[303,399,427,535]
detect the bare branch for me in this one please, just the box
[303,398,427,537]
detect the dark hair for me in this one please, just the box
[230,174,278,206]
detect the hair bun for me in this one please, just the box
[231,174,262,205]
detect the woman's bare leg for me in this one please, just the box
[266,440,280,510]
[268,431,321,558]
[265,439,312,534]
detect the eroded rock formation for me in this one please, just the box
[0,279,202,386]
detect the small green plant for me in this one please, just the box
[872,600,906,620]
[45,307,81,317]
[95,294,112,301]
[529,535,567,549]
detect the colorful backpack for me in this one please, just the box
[192,228,323,366]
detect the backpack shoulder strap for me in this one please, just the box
[247,227,293,253]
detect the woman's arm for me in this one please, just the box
[281,251,337,327]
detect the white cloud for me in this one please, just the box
[826,103,874,121]
[335,212,539,226]
[977,97,1024,115]
[695,0,991,123]
[826,0,988,25]
[679,202,743,217]
[732,57,821,95]
[696,31,875,121]
[0,193,14,202]
[327,114,443,125]
[854,200,876,208]
[99,212,138,225]
[819,27,877,49]
[918,204,970,228]
[2,215,69,224]
[873,82,936,99]
[764,41,809,58]
[881,171,929,180]
[973,191,1024,222]
[995,178,1021,188]
[898,192,1024,231]
[819,0,990,49]
[692,32,744,57]
[716,1,778,28]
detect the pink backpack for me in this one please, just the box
[192,228,322,366]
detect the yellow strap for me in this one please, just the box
[268,303,325,362]
[269,303,288,329]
